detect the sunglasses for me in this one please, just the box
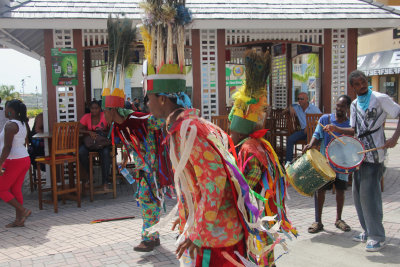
[297,98,305,101]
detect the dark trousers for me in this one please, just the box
[79,145,111,185]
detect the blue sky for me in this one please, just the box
[0,49,42,94]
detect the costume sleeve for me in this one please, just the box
[188,137,227,247]
[245,156,262,190]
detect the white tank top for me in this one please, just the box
[0,119,29,159]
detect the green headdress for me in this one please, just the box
[229,50,271,135]
[139,0,192,95]
[102,15,136,108]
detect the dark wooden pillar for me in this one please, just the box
[84,49,92,103]
[287,43,293,106]
[347,28,358,100]
[217,29,227,115]
[73,29,85,120]
[191,29,202,111]
[322,29,332,113]
[44,29,56,131]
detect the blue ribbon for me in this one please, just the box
[158,92,192,109]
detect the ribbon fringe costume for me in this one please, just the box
[164,109,296,266]
[228,50,297,266]
[112,113,171,242]
[236,134,296,266]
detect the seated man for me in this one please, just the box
[285,92,321,163]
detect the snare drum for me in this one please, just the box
[286,149,336,197]
[326,135,365,174]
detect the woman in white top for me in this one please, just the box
[0,99,31,227]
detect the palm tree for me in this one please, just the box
[0,85,20,101]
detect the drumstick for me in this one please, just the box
[357,146,385,154]
[317,121,346,145]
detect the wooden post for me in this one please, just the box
[322,29,332,113]
[347,28,358,100]
[84,49,92,103]
[73,29,85,120]
[287,43,292,106]
[44,29,56,131]
[217,29,227,115]
[191,29,201,111]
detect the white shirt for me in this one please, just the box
[0,110,7,133]
[350,91,400,163]
[0,119,29,159]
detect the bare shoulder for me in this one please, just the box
[4,121,19,134]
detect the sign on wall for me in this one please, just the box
[51,48,78,86]
[226,64,245,106]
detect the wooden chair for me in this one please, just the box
[305,113,323,143]
[287,113,306,157]
[270,109,290,160]
[263,108,274,145]
[211,115,230,134]
[87,144,117,202]
[36,122,81,213]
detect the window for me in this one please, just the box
[379,76,398,102]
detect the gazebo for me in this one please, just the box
[1,0,400,133]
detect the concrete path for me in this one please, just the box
[0,129,399,267]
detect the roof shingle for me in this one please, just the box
[2,0,400,20]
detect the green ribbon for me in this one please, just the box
[202,249,211,267]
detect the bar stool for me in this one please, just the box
[36,122,81,213]
[87,145,117,201]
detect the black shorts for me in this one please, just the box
[320,177,348,191]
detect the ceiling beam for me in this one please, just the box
[0,28,30,50]
[0,38,41,60]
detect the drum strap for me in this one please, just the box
[357,127,381,139]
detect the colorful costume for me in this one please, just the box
[166,109,246,266]
[139,1,294,265]
[229,50,297,266]
[100,16,172,247]
[113,113,171,242]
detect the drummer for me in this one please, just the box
[303,95,352,234]
[324,70,400,252]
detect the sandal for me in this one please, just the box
[5,209,31,228]
[308,222,324,234]
[335,219,351,232]
[5,221,24,228]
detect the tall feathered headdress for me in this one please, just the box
[140,0,192,97]
[229,49,272,135]
[102,15,136,108]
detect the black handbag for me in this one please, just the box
[83,131,111,150]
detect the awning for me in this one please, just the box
[358,49,400,76]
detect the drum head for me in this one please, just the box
[326,136,365,169]
[306,149,336,180]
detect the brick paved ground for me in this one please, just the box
[0,129,399,267]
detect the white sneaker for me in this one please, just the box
[365,240,386,252]
[352,232,368,243]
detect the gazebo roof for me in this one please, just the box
[1,0,400,29]
[1,0,400,58]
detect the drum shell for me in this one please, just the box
[325,135,365,174]
[286,149,335,197]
